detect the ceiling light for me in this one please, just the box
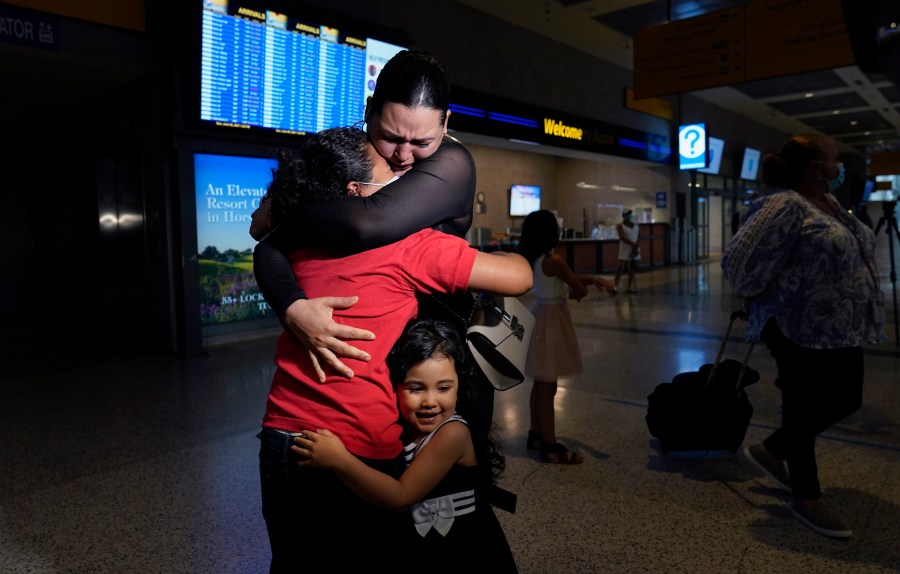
[575,181,600,189]
[832,110,840,115]
[850,120,858,126]
[804,92,814,98]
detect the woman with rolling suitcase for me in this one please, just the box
[722,134,885,539]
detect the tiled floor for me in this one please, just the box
[2,240,899,573]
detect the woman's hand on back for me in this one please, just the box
[283,297,375,381]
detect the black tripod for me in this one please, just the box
[874,200,900,343]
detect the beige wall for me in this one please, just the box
[466,143,676,241]
[555,157,675,234]
[467,144,557,237]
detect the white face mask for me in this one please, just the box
[357,175,400,187]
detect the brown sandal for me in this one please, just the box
[540,442,583,464]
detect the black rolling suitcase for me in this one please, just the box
[646,310,760,457]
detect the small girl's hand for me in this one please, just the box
[291,429,348,468]
[568,287,587,302]
[594,277,617,297]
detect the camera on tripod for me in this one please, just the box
[874,197,899,343]
[875,199,898,236]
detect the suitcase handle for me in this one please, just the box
[706,309,756,391]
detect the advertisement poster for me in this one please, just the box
[194,153,278,325]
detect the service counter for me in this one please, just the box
[554,223,669,274]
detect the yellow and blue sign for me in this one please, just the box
[447,86,671,164]
[678,123,707,170]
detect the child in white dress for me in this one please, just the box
[517,209,615,464]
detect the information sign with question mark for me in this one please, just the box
[678,123,707,170]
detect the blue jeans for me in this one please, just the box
[258,427,404,573]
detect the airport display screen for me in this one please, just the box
[199,0,404,136]
[697,137,724,175]
[509,184,541,217]
[194,152,278,326]
[740,147,761,180]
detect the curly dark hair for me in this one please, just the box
[387,319,506,487]
[266,127,374,225]
[517,209,560,266]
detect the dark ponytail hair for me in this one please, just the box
[366,50,450,125]
[517,209,559,266]
[388,319,505,487]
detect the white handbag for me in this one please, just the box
[466,294,535,391]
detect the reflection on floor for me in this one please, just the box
[1,248,899,573]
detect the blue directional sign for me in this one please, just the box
[678,123,707,170]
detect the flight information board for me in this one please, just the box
[199,1,403,136]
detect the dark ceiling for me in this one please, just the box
[463,0,900,157]
[596,0,899,155]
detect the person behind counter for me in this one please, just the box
[614,209,640,294]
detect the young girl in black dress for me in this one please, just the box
[292,319,518,573]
